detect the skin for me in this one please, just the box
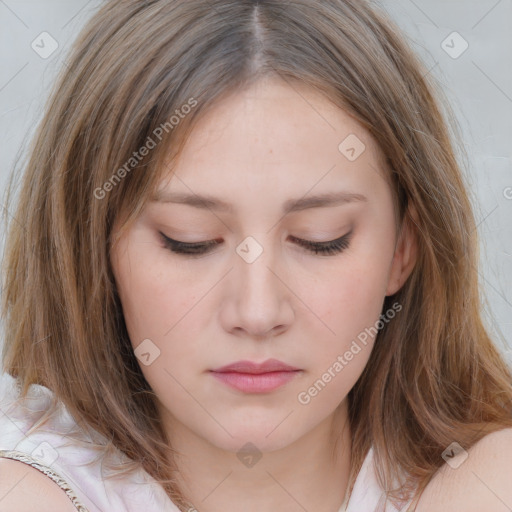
[110,76,418,512]
[0,459,78,512]
[2,78,510,512]
[415,427,512,512]
[2,431,511,512]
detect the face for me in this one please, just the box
[110,77,414,454]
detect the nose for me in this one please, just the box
[219,237,295,340]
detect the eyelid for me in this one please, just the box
[158,232,220,252]
[159,230,353,257]
[292,231,353,256]
[159,231,349,245]
[289,232,350,245]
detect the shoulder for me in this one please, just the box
[415,427,512,512]
[0,458,78,512]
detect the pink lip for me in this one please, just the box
[210,359,302,393]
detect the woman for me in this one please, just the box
[1,1,511,511]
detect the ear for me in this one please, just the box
[385,203,419,296]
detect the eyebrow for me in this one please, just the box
[151,190,368,215]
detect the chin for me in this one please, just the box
[209,429,300,454]
[199,412,306,454]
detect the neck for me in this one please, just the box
[163,401,352,512]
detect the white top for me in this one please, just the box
[0,372,416,512]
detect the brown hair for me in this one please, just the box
[2,0,512,509]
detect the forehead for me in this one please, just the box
[156,78,391,209]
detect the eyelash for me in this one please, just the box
[159,231,353,257]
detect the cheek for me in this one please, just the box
[112,245,210,400]
[301,233,396,377]
[111,234,205,347]
[314,251,394,337]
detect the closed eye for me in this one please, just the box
[288,232,352,256]
[159,231,353,258]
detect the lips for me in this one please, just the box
[211,358,300,374]
[210,359,302,393]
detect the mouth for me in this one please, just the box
[209,359,302,393]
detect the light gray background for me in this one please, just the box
[0,1,511,362]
